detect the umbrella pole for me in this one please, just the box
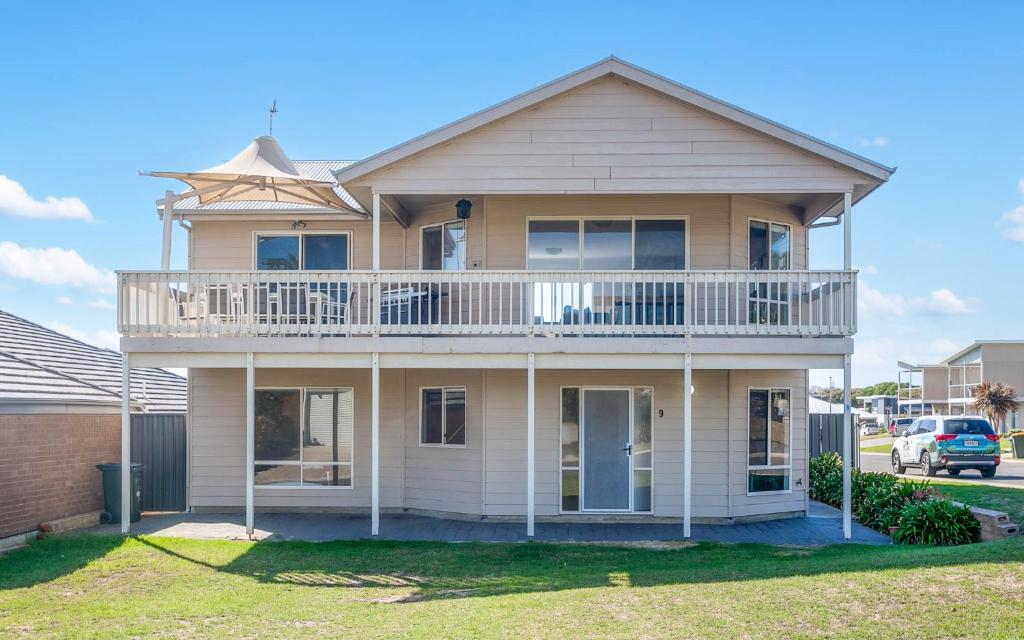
[160,190,175,270]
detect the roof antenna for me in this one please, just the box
[268,99,278,136]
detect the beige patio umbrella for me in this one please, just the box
[143,135,363,269]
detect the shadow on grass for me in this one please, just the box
[0,535,126,589]
[123,534,1024,603]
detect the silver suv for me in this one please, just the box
[891,415,1001,478]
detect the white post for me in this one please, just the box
[371,193,381,335]
[683,353,692,538]
[842,353,852,540]
[371,352,380,536]
[245,352,255,536]
[160,191,175,271]
[372,192,381,271]
[843,191,852,270]
[526,352,535,538]
[120,353,132,534]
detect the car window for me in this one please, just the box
[943,419,995,436]
[917,419,935,435]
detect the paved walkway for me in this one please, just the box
[93,502,889,545]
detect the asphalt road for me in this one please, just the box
[860,452,1024,489]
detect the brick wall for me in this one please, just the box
[0,413,120,539]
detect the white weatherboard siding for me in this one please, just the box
[188,193,804,272]
[189,218,405,270]
[189,367,805,520]
[728,369,808,518]
[402,369,484,515]
[347,76,869,196]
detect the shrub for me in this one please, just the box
[892,499,981,546]
[851,470,898,515]
[854,475,903,530]
[808,452,842,507]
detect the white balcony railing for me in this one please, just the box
[117,270,857,338]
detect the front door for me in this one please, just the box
[582,389,632,511]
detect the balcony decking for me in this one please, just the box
[118,270,856,339]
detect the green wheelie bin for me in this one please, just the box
[97,463,143,524]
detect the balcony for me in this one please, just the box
[118,270,856,339]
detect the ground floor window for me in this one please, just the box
[748,387,791,493]
[254,388,354,487]
[420,387,466,446]
[560,386,652,512]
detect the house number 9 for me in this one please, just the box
[658,409,664,418]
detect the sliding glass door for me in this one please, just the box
[527,218,686,328]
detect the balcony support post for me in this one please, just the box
[245,352,255,537]
[120,353,131,535]
[372,193,381,335]
[843,192,852,270]
[842,353,852,540]
[371,352,380,536]
[526,352,535,538]
[683,353,692,538]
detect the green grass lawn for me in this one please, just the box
[931,481,1024,523]
[2,534,1024,639]
[862,442,893,454]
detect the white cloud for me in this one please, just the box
[0,242,115,293]
[0,175,93,222]
[855,264,878,276]
[56,296,72,305]
[1018,178,1024,197]
[858,280,907,317]
[919,288,978,315]
[999,204,1024,243]
[858,274,977,318]
[43,321,120,351]
[857,135,889,148]
[87,299,116,310]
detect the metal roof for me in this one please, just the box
[165,160,364,213]
[0,310,186,412]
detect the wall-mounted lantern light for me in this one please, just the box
[455,199,472,220]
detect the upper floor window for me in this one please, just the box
[527,218,686,270]
[255,233,349,270]
[421,221,466,271]
[749,220,790,270]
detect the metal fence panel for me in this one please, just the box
[809,413,859,467]
[131,413,186,511]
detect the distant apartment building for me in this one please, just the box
[898,341,1024,428]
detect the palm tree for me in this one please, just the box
[973,382,1020,433]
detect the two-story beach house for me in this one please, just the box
[117,58,893,539]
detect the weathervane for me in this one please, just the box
[268,99,278,136]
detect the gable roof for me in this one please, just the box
[0,310,186,412]
[334,56,895,192]
[161,160,364,215]
[941,340,1024,365]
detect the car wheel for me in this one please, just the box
[946,469,961,477]
[892,451,906,474]
[981,467,996,479]
[921,452,936,477]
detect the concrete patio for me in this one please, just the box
[92,501,889,545]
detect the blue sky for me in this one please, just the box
[1,1,1022,385]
